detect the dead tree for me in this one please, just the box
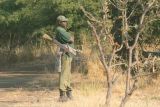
[81,0,159,107]
[81,1,124,107]
[117,0,158,106]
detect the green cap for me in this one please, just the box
[57,15,68,22]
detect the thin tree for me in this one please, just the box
[81,0,159,107]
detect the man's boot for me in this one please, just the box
[59,90,68,102]
[66,90,73,100]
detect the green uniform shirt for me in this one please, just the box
[55,26,74,56]
[55,26,71,44]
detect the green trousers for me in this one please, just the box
[59,54,72,91]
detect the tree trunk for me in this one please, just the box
[105,81,112,107]
[120,49,133,107]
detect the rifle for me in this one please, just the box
[42,34,82,56]
[42,34,82,73]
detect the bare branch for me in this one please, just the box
[120,79,137,107]
[111,63,127,67]
[128,80,137,95]
[108,0,124,11]
[87,21,109,71]
[127,1,139,20]
[124,40,130,49]
[80,6,102,24]
[152,56,156,73]
[131,61,138,67]
[115,43,124,53]
[112,71,124,85]
[131,0,156,49]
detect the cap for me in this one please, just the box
[57,15,68,22]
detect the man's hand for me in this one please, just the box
[69,37,74,43]
[42,34,53,41]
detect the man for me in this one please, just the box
[55,15,74,102]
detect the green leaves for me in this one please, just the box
[0,0,158,48]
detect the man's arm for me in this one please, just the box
[42,34,76,55]
[56,27,74,44]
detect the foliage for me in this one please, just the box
[0,0,100,49]
[0,0,159,60]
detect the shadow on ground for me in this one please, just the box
[0,59,59,91]
[0,74,59,91]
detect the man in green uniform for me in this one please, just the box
[55,15,74,102]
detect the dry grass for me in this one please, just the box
[0,44,160,107]
[82,44,106,81]
[143,44,160,51]
[0,73,159,107]
[87,60,105,81]
[0,44,57,66]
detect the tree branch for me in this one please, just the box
[131,0,156,49]
[80,6,102,24]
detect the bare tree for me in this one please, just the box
[81,0,160,107]
[118,0,158,106]
[81,1,124,106]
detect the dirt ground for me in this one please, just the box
[0,88,160,107]
[0,63,160,107]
